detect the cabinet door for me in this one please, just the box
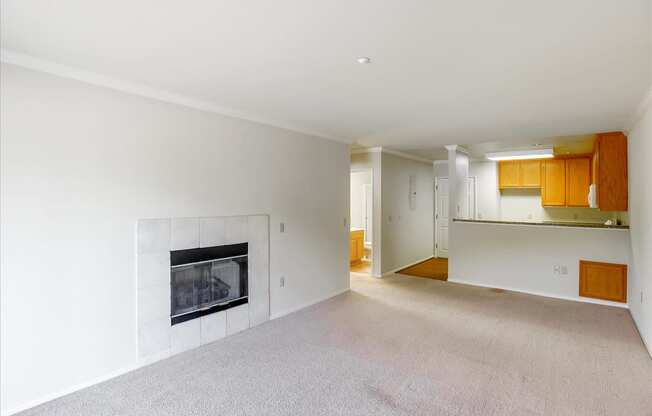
[541,159,566,206]
[596,132,628,211]
[566,158,591,207]
[498,161,519,188]
[579,260,627,302]
[519,160,541,187]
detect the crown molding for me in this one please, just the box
[432,160,448,165]
[1,49,351,145]
[380,148,433,164]
[351,146,433,163]
[351,146,382,154]
[624,85,652,132]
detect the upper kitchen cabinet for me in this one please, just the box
[566,157,591,207]
[592,132,628,211]
[541,159,566,206]
[498,160,541,189]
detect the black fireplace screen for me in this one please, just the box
[170,243,248,325]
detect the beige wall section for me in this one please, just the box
[626,98,652,357]
[351,152,382,276]
[380,153,434,274]
[0,64,350,413]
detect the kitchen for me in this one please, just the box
[445,132,631,306]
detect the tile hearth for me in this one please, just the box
[137,215,269,360]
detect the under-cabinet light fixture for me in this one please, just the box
[485,148,554,161]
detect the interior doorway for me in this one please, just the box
[350,170,372,274]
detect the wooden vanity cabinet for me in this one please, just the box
[349,229,365,265]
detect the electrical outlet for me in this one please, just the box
[553,265,568,275]
[280,222,285,233]
[280,276,285,287]
[641,291,644,304]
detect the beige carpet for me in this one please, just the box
[19,274,652,416]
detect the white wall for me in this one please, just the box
[449,222,631,305]
[468,161,500,220]
[627,98,652,357]
[350,170,371,230]
[0,64,350,414]
[351,152,382,276]
[381,153,433,273]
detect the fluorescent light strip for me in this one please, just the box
[486,148,554,161]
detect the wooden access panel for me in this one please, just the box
[519,160,541,187]
[565,157,590,207]
[541,159,566,206]
[579,260,627,303]
[498,161,520,188]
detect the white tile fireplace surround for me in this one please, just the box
[137,215,269,360]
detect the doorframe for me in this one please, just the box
[467,175,478,220]
[434,176,448,258]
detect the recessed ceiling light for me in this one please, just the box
[357,57,371,64]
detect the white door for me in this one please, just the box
[435,177,449,258]
[363,183,373,245]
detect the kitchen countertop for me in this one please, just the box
[453,218,629,230]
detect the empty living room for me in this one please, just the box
[2,1,652,415]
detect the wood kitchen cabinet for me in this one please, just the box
[592,132,628,211]
[541,159,566,206]
[565,157,591,207]
[498,160,541,189]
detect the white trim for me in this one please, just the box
[446,278,629,309]
[432,160,448,166]
[380,256,434,277]
[624,85,652,132]
[6,285,350,416]
[351,147,433,164]
[630,312,652,359]
[4,349,172,416]
[269,287,350,320]
[380,148,433,164]
[1,49,350,145]
[351,146,382,154]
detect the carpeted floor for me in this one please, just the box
[19,274,652,416]
[397,257,448,280]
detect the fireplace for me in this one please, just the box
[170,243,248,325]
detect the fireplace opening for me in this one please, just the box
[170,243,248,325]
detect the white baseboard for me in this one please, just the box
[381,256,433,277]
[269,287,350,320]
[6,287,351,416]
[4,352,163,416]
[446,277,629,309]
[630,312,652,360]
